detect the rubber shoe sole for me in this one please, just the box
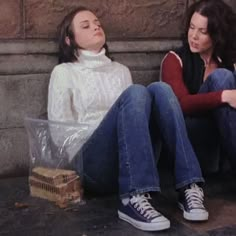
[178,203,209,221]
[118,210,170,231]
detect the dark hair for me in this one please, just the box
[57,6,110,64]
[184,0,236,67]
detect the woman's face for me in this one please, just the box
[188,12,213,57]
[71,10,105,53]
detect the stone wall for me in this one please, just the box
[1,0,234,40]
[0,0,189,39]
[0,0,235,177]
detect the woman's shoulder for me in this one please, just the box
[111,61,128,69]
[162,50,183,68]
[171,44,193,60]
[168,44,203,68]
[111,61,131,73]
[51,62,75,74]
[50,63,78,87]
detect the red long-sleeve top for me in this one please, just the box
[161,51,223,115]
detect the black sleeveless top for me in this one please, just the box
[174,43,234,94]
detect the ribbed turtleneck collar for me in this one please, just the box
[76,48,111,69]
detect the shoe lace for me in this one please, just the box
[130,194,160,219]
[185,184,205,209]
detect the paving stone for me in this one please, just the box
[0,175,235,236]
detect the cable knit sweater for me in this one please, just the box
[47,48,132,161]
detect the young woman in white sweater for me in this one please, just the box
[48,7,208,232]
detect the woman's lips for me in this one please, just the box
[94,32,103,37]
[190,41,199,49]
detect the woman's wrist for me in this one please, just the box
[221,90,230,103]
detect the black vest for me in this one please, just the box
[174,44,234,94]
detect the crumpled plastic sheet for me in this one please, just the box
[24,117,92,175]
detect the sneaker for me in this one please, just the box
[118,193,170,231]
[178,183,209,221]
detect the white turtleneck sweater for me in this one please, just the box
[47,48,132,161]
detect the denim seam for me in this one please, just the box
[175,177,205,190]
[120,186,160,199]
[119,99,132,193]
[176,118,193,184]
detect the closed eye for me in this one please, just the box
[94,19,101,27]
[200,29,208,34]
[189,23,195,30]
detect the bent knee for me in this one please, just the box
[211,68,233,78]
[208,68,235,88]
[123,84,151,102]
[147,81,174,96]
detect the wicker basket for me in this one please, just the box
[29,167,82,204]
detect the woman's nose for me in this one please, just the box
[192,30,199,39]
[94,24,100,31]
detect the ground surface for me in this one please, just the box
[0,172,235,236]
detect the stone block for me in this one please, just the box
[0,0,22,38]
[0,39,181,55]
[0,40,58,55]
[112,52,164,70]
[0,52,163,75]
[0,55,57,75]
[188,0,236,9]
[0,74,49,128]
[108,40,181,53]
[131,70,160,86]
[25,0,187,39]
[0,128,29,177]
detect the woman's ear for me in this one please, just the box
[65,36,71,46]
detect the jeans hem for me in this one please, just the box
[120,186,160,198]
[175,177,205,190]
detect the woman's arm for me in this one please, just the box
[122,66,133,88]
[161,52,223,115]
[47,65,76,122]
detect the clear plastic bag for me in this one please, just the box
[24,117,92,206]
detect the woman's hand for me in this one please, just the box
[221,90,236,108]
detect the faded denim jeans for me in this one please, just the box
[74,82,204,198]
[185,68,236,170]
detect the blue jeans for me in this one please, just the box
[74,82,203,198]
[185,68,236,169]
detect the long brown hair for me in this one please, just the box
[183,0,236,67]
